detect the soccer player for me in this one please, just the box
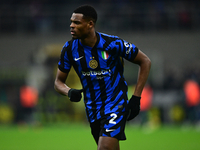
[54,5,151,150]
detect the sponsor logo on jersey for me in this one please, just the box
[82,69,111,79]
[124,41,133,54]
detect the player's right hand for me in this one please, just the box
[68,88,83,102]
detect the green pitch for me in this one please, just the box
[0,123,200,150]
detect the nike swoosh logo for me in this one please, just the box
[106,129,115,132]
[74,56,84,61]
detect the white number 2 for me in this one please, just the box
[109,113,117,124]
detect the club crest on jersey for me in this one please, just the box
[89,57,98,69]
[101,51,109,60]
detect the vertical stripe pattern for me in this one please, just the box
[58,32,138,123]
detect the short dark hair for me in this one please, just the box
[74,5,97,23]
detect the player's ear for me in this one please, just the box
[88,20,94,28]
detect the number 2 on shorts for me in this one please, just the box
[109,113,117,124]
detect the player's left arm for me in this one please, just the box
[118,39,151,93]
[127,50,151,121]
[131,50,151,97]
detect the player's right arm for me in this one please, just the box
[54,69,70,96]
[54,68,83,103]
[55,41,83,102]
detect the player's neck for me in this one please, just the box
[80,31,97,48]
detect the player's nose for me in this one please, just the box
[70,22,75,28]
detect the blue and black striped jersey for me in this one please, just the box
[58,32,138,123]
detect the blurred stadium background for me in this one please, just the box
[0,0,200,149]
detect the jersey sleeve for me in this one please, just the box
[58,42,72,73]
[116,39,139,61]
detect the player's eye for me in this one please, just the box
[74,21,80,25]
[70,20,80,25]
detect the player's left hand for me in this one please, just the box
[127,95,141,121]
[68,88,83,102]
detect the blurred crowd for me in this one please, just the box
[0,0,200,33]
[0,0,200,127]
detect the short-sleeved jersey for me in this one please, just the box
[58,32,138,123]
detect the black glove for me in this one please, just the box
[68,88,83,102]
[127,95,141,121]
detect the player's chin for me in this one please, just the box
[71,35,79,39]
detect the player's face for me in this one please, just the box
[70,13,90,39]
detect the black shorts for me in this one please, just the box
[90,111,128,143]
